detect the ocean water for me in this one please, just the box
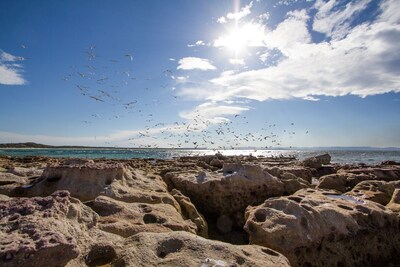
[1,148,400,164]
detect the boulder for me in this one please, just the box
[317,174,347,192]
[302,154,331,169]
[347,180,395,205]
[86,195,196,238]
[164,163,284,216]
[0,191,122,267]
[275,166,313,183]
[244,189,400,267]
[316,165,337,177]
[302,157,322,169]
[280,172,310,194]
[117,231,291,267]
[18,162,124,201]
[315,153,331,165]
[209,158,224,168]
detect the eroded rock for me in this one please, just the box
[347,180,395,205]
[118,231,291,267]
[86,195,196,237]
[164,163,284,216]
[171,189,208,237]
[0,191,122,267]
[244,188,400,267]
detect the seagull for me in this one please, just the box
[89,96,105,102]
[125,54,133,61]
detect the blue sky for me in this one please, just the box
[0,0,399,148]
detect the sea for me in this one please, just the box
[1,148,400,165]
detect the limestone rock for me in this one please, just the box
[280,172,310,194]
[8,166,43,177]
[0,194,11,201]
[171,189,208,237]
[315,153,331,165]
[209,158,224,168]
[11,162,181,211]
[244,189,400,267]
[302,154,331,169]
[275,166,313,183]
[317,174,347,192]
[86,196,195,238]
[387,189,400,214]
[19,162,124,201]
[0,191,122,267]
[345,166,400,181]
[118,231,291,267]
[302,157,322,169]
[316,165,337,177]
[164,163,284,216]
[347,180,395,205]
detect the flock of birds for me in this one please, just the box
[60,46,308,150]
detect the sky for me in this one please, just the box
[0,0,399,148]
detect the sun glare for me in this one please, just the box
[215,22,265,56]
[225,27,247,54]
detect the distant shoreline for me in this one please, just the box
[0,142,399,151]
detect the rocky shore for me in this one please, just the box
[1,154,400,266]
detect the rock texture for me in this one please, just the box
[387,188,400,214]
[1,154,400,267]
[21,162,124,201]
[347,180,395,205]
[170,189,208,237]
[0,191,122,267]
[164,163,284,216]
[244,188,400,267]
[117,231,291,267]
[86,195,197,237]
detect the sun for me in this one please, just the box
[224,26,248,54]
[215,23,265,56]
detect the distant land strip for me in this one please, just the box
[0,142,399,151]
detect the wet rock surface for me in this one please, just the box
[0,154,400,266]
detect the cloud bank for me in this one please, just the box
[0,50,26,85]
[179,0,400,102]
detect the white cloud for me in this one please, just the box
[227,1,253,21]
[263,9,311,56]
[0,50,26,85]
[169,58,176,61]
[187,40,206,47]
[313,0,372,38]
[258,12,270,23]
[217,16,227,24]
[0,65,26,85]
[379,0,400,24]
[216,1,254,24]
[179,0,400,102]
[179,102,249,124]
[177,57,216,71]
[229,58,246,65]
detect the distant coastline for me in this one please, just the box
[0,142,399,151]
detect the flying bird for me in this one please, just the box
[125,54,133,61]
